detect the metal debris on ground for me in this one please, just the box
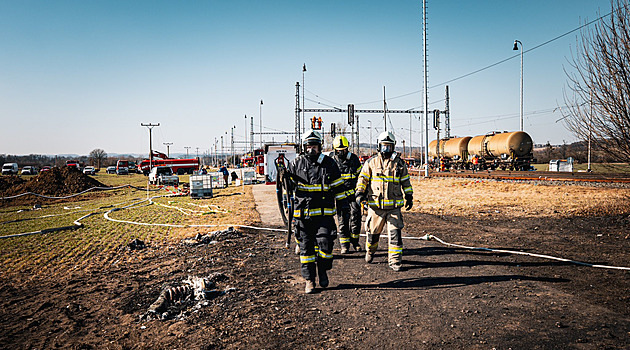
[143,275,232,321]
[181,227,242,246]
[127,238,146,250]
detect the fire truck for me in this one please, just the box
[138,151,200,175]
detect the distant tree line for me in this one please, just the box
[533,140,617,164]
[0,149,143,169]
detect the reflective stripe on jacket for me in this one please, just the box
[356,152,413,210]
[288,153,347,218]
[332,151,362,197]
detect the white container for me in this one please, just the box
[190,175,213,198]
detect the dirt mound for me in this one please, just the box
[2,167,107,197]
[0,176,26,193]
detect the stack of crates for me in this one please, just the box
[190,174,213,199]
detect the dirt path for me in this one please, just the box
[252,183,283,227]
[251,187,630,349]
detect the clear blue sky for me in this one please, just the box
[0,0,612,156]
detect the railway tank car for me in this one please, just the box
[428,136,472,170]
[430,131,534,171]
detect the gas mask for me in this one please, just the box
[379,143,394,158]
[335,149,348,159]
[305,145,320,162]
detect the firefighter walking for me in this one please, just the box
[331,135,363,254]
[355,131,413,272]
[287,130,348,293]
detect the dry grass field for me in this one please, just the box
[1,173,629,349]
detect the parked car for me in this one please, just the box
[21,166,38,175]
[2,163,18,175]
[106,166,116,174]
[40,166,51,173]
[149,166,179,186]
[83,166,96,175]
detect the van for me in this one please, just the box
[1,163,19,175]
[116,160,129,175]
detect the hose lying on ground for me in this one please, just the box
[0,184,155,200]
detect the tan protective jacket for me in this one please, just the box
[356,152,413,210]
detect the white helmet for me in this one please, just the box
[377,131,396,145]
[302,129,323,146]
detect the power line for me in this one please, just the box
[352,7,615,105]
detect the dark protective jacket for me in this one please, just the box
[288,152,348,218]
[332,151,362,198]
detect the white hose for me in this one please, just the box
[408,233,630,271]
[0,184,151,200]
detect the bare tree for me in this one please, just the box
[562,0,630,163]
[89,149,107,169]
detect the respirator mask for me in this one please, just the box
[379,143,394,158]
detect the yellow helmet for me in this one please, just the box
[333,135,349,150]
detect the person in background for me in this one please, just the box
[331,135,363,254]
[220,163,229,187]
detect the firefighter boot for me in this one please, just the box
[318,268,329,289]
[340,244,350,255]
[365,251,374,263]
[305,280,316,294]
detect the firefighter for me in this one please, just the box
[219,163,229,187]
[355,131,413,272]
[287,130,348,294]
[331,135,363,254]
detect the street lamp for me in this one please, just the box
[368,120,373,155]
[230,126,236,166]
[184,146,191,158]
[302,64,306,134]
[259,100,263,148]
[163,142,172,158]
[513,39,523,131]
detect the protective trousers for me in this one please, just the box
[294,216,336,282]
[336,195,362,248]
[364,207,404,266]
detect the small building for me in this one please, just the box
[549,157,573,172]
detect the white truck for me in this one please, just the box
[149,166,179,186]
[263,143,298,184]
[2,163,19,175]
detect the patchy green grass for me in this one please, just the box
[0,182,259,279]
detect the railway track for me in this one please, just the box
[408,169,630,185]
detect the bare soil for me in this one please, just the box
[1,180,629,349]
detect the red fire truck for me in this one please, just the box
[138,155,200,175]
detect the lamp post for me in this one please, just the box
[368,120,373,155]
[513,39,523,131]
[244,115,248,155]
[221,135,224,165]
[302,64,306,134]
[141,123,159,170]
[163,142,172,158]
[184,146,191,158]
[259,100,263,148]
[230,126,236,166]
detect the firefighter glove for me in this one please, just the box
[404,193,413,210]
[355,192,365,206]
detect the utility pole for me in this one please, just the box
[259,100,263,149]
[423,0,429,177]
[231,126,236,166]
[184,146,191,158]
[214,138,218,167]
[195,147,199,158]
[163,142,172,158]
[141,123,160,170]
[244,115,248,155]
[250,116,254,152]
[302,64,306,134]
[383,86,387,131]
[221,136,224,165]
